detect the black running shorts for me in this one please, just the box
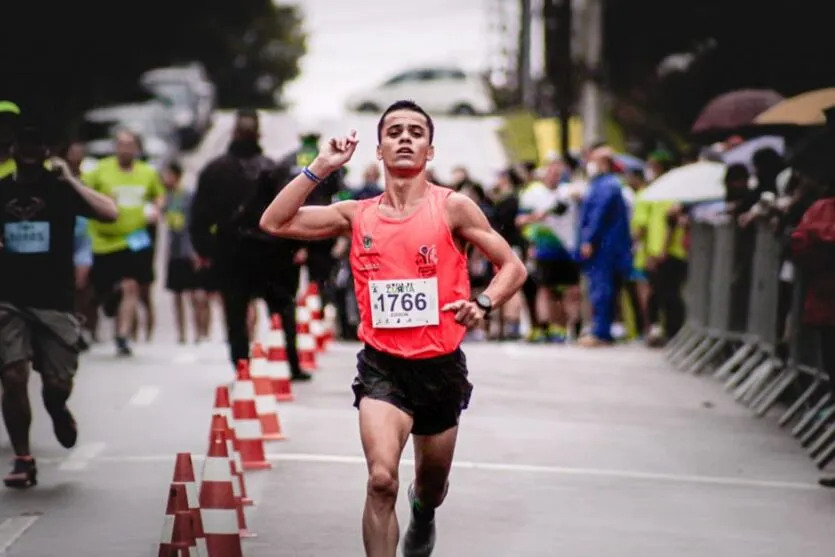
[352,345,473,436]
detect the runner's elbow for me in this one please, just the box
[99,203,119,223]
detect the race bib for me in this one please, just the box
[369,278,439,329]
[126,229,152,252]
[4,221,50,253]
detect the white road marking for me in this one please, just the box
[0,514,41,553]
[45,452,816,491]
[57,442,107,471]
[128,386,159,407]
[172,353,197,364]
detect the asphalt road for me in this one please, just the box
[1,332,833,556]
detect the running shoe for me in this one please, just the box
[48,404,78,449]
[402,483,436,557]
[3,457,37,489]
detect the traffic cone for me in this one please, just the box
[172,453,207,557]
[247,345,286,441]
[158,483,197,556]
[230,361,272,470]
[199,429,243,557]
[305,283,327,352]
[211,385,232,425]
[208,423,255,538]
[296,304,318,372]
[210,413,253,507]
[323,303,337,345]
[266,314,294,402]
[234,358,285,442]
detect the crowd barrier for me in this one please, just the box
[665,219,835,470]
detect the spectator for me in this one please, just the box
[577,146,633,347]
[790,179,835,488]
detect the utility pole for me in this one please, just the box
[579,0,603,145]
[517,0,534,108]
[544,0,572,158]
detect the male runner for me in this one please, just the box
[0,127,118,487]
[260,100,527,557]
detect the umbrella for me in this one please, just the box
[753,88,835,126]
[640,161,727,203]
[721,136,785,170]
[691,89,784,135]
[613,153,645,172]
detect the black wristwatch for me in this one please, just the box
[474,294,493,316]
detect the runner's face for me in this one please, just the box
[377,110,433,172]
[115,133,138,164]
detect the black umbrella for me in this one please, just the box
[691,89,784,137]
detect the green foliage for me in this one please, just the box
[0,0,306,134]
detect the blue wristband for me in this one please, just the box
[302,166,322,183]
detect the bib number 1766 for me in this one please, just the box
[369,278,439,329]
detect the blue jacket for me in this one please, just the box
[578,173,633,272]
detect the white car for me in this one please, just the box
[345,67,495,116]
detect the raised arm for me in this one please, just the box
[260,130,359,240]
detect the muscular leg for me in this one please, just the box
[1,361,32,457]
[359,398,413,557]
[412,427,458,511]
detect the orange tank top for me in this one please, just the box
[350,184,470,359]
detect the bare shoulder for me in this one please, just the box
[444,191,487,229]
[333,199,360,223]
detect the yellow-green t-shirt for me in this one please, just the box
[630,190,652,270]
[83,157,163,254]
[645,200,688,260]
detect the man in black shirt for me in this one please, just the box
[190,110,312,381]
[0,127,118,488]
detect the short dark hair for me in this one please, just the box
[165,161,184,177]
[376,100,434,144]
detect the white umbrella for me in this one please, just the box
[721,136,784,170]
[641,161,726,203]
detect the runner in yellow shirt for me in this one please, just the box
[83,130,164,356]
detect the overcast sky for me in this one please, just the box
[282,0,497,124]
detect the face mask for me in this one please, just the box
[586,161,600,178]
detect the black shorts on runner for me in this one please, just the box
[193,265,220,293]
[536,258,581,287]
[0,303,80,385]
[166,258,198,293]
[91,248,155,295]
[352,345,473,436]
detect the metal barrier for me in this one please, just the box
[665,219,835,471]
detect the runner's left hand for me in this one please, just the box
[49,157,72,181]
[442,300,485,328]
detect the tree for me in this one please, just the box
[0,0,306,136]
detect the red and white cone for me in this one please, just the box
[211,385,232,426]
[209,413,253,507]
[158,483,197,557]
[296,304,318,372]
[305,283,328,352]
[199,429,243,557]
[230,361,272,470]
[266,314,294,402]
[234,359,285,443]
[247,346,286,441]
[171,453,207,557]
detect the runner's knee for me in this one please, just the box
[367,465,399,503]
[121,279,140,296]
[0,362,29,389]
